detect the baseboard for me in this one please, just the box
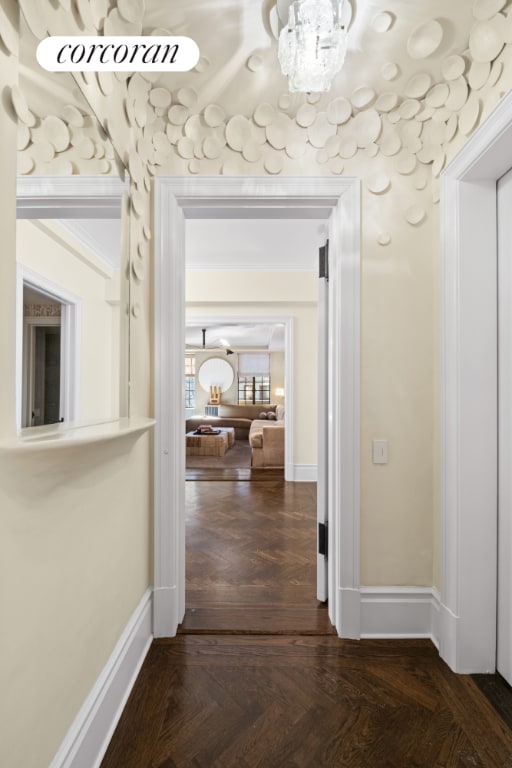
[153,584,183,638]
[430,588,441,649]
[360,587,441,642]
[289,464,317,482]
[49,588,153,768]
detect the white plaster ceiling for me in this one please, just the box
[186,218,326,270]
[186,323,285,351]
[57,219,122,270]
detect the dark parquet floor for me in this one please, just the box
[101,479,512,768]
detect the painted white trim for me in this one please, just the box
[430,588,442,650]
[360,587,441,642]
[49,589,153,768]
[153,182,186,638]
[185,265,317,272]
[439,91,512,673]
[154,176,361,640]
[328,178,361,638]
[16,176,128,219]
[23,316,60,428]
[290,464,318,482]
[186,314,294,481]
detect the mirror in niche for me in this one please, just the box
[16,186,129,429]
[15,12,131,432]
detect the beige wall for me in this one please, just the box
[1,7,153,768]
[187,270,318,466]
[270,352,285,405]
[359,184,436,586]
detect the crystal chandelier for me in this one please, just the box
[278,0,348,93]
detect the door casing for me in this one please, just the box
[153,176,361,639]
[440,90,512,673]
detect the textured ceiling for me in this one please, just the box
[144,0,476,113]
[12,0,512,246]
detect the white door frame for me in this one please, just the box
[153,175,361,639]
[17,265,80,429]
[24,316,61,427]
[497,169,512,684]
[186,314,295,479]
[440,90,512,673]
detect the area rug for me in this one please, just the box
[186,439,252,469]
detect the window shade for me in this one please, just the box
[238,353,270,376]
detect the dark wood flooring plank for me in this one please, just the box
[102,637,512,768]
[182,480,322,634]
[101,480,512,767]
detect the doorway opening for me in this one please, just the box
[18,271,79,429]
[184,316,293,480]
[22,283,63,427]
[153,176,361,640]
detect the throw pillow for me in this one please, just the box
[267,412,277,420]
[259,412,268,419]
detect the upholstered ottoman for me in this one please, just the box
[216,427,235,448]
[186,430,229,456]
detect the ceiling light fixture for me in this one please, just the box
[187,328,234,356]
[278,0,348,93]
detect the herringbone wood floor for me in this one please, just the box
[180,479,333,634]
[101,480,512,767]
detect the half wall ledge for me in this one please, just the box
[0,416,155,452]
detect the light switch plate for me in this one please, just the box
[372,439,388,464]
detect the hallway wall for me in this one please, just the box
[1,6,153,768]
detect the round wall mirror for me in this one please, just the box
[198,357,234,393]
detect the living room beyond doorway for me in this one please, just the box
[184,321,288,481]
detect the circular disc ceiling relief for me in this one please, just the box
[366,172,391,194]
[407,19,444,59]
[405,73,433,98]
[381,62,400,81]
[406,205,426,225]
[469,18,505,62]
[352,109,382,147]
[351,86,376,110]
[372,11,394,32]
[473,0,506,21]
[442,54,466,80]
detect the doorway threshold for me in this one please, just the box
[185,467,285,481]
[177,605,335,636]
